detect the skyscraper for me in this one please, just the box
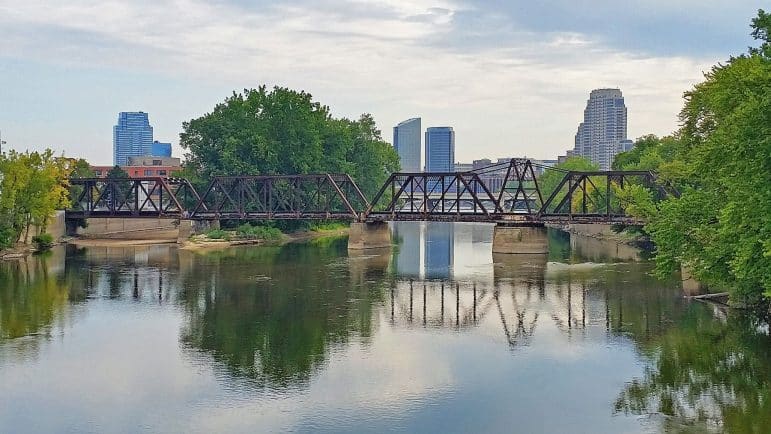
[113,112,154,166]
[572,89,631,170]
[393,118,421,172]
[425,127,455,172]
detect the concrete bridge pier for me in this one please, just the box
[348,221,391,250]
[491,224,548,254]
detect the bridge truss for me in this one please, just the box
[68,177,200,219]
[66,160,670,224]
[190,174,369,220]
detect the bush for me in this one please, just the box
[310,221,348,232]
[206,229,229,240]
[235,223,282,241]
[32,233,54,251]
[0,226,15,250]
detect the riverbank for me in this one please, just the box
[550,223,651,249]
[182,226,349,250]
[65,225,351,250]
[0,244,36,260]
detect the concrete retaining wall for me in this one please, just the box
[76,218,180,240]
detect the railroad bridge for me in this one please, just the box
[66,159,672,252]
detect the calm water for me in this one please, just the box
[1,223,769,434]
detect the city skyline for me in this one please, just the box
[0,1,758,164]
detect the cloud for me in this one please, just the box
[0,0,744,163]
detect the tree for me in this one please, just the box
[106,165,129,180]
[618,10,771,304]
[179,86,399,198]
[0,150,71,246]
[536,156,600,213]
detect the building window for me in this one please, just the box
[152,160,162,166]
[144,170,154,176]
[94,170,102,176]
[158,170,167,176]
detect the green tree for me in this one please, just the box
[616,10,771,304]
[0,150,71,246]
[536,156,600,212]
[106,165,129,180]
[179,86,399,198]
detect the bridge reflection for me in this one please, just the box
[5,225,687,383]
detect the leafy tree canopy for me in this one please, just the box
[106,165,129,179]
[0,149,72,246]
[179,86,400,197]
[537,156,598,200]
[613,9,771,304]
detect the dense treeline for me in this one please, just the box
[179,86,400,198]
[613,10,771,304]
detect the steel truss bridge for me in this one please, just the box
[66,159,673,225]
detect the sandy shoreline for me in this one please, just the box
[66,227,350,249]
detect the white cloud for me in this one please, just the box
[0,0,717,162]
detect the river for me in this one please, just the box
[0,222,769,433]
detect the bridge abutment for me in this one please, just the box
[348,221,391,250]
[491,225,548,254]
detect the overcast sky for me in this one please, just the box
[0,1,760,164]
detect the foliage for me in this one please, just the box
[179,86,400,199]
[0,149,72,246]
[235,223,283,241]
[536,156,602,213]
[0,227,14,249]
[309,221,348,232]
[106,165,129,179]
[206,228,229,240]
[613,10,771,304]
[31,233,54,251]
[537,156,598,198]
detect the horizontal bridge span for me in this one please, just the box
[66,160,669,224]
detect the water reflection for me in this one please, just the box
[0,223,769,433]
[615,310,771,433]
[176,239,387,390]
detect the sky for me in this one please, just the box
[0,0,761,165]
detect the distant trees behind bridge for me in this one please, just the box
[178,86,400,200]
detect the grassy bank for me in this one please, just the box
[185,222,349,249]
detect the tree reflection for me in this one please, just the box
[615,306,771,433]
[177,238,387,389]
[0,249,72,341]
